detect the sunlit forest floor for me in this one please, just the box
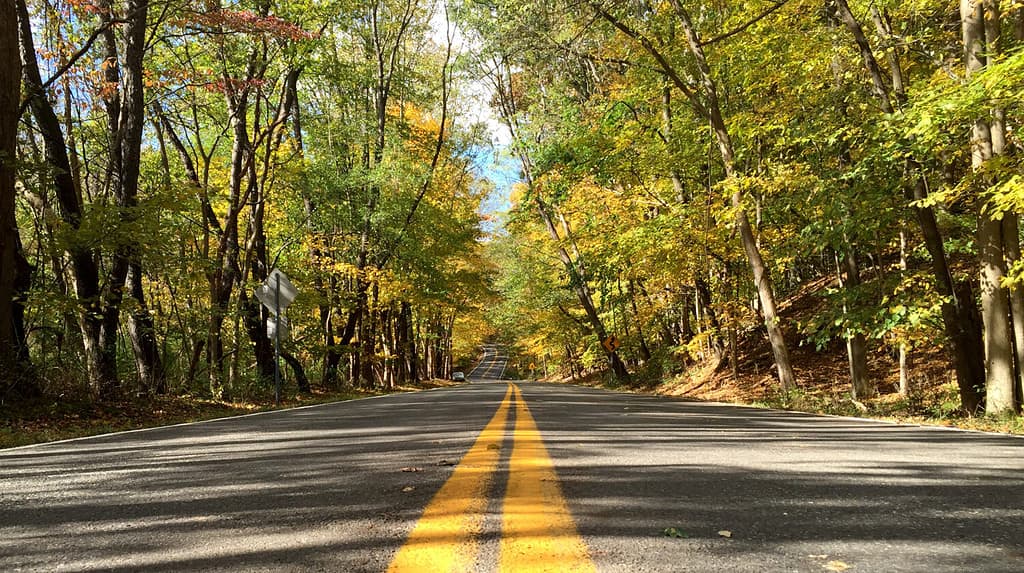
[577,275,1024,436]
[0,380,458,449]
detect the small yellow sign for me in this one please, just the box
[602,335,621,353]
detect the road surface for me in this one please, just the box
[467,344,507,380]
[2,353,1023,572]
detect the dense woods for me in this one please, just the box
[2,0,1024,423]
[4,0,494,406]
[473,0,1024,418]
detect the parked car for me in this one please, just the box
[452,371,466,381]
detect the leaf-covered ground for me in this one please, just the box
[0,380,458,449]
[574,274,1024,436]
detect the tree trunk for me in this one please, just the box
[18,0,107,393]
[628,282,652,362]
[1001,215,1024,407]
[898,231,910,397]
[536,195,630,382]
[963,0,1016,414]
[695,277,724,359]
[977,212,1015,414]
[836,0,986,411]
[661,87,686,201]
[841,248,873,399]
[669,0,796,389]
[117,0,161,394]
[0,0,32,394]
[281,349,311,393]
[126,263,165,394]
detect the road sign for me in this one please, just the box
[255,268,297,315]
[253,268,297,406]
[602,335,621,353]
[267,315,290,340]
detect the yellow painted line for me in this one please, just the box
[387,384,513,573]
[500,384,595,573]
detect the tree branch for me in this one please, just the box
[699,1,789,47]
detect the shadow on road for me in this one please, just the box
[2,382,1022,572]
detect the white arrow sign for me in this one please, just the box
[255,268,298,315]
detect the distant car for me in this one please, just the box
[452,371,466,381]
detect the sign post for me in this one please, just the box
[256,269,297,405]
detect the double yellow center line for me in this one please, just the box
[387,384,595,572]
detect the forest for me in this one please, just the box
[2,0,1024,431]
[478,0,1024,422]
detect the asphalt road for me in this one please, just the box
[2,361,1023,572]
[468,345,508,380]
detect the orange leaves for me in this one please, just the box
[187,9,318,42]
[66,0,102,15]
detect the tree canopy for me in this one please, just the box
[3,0,1024,421]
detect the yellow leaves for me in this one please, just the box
[508,181,530,210]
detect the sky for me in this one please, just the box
[430,1,518,236]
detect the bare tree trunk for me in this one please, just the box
[898,231,910,397]
[661,87,686,201]
[909,179,985,412]
[695,277,724,360]
[539,195,630,381]
[628,282,652,362]
[1001,215,1024,407]
[126,263,165,394]
[963,0,1016,414]
[841,249,872,399]
[281,350,310,393]
[116,0,161,395]
[0,0,32,394]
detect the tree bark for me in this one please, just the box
[126,263,165,394]
[841,249,873,399]
[114,0,158,396]
[962,0,1016,414]
[695,277,724,359]
[832,0,894,113]
[898,231,910,397]
[0,0,33,394]
[281,349,311,393]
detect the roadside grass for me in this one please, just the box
[1,381,455,449]
[746,383,1023,435]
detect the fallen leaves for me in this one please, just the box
[717,530,732,538]
[661,527,688,538]
[809,555,851,571]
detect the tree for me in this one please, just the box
[1,0,33,394]
[962,0,1017,415]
